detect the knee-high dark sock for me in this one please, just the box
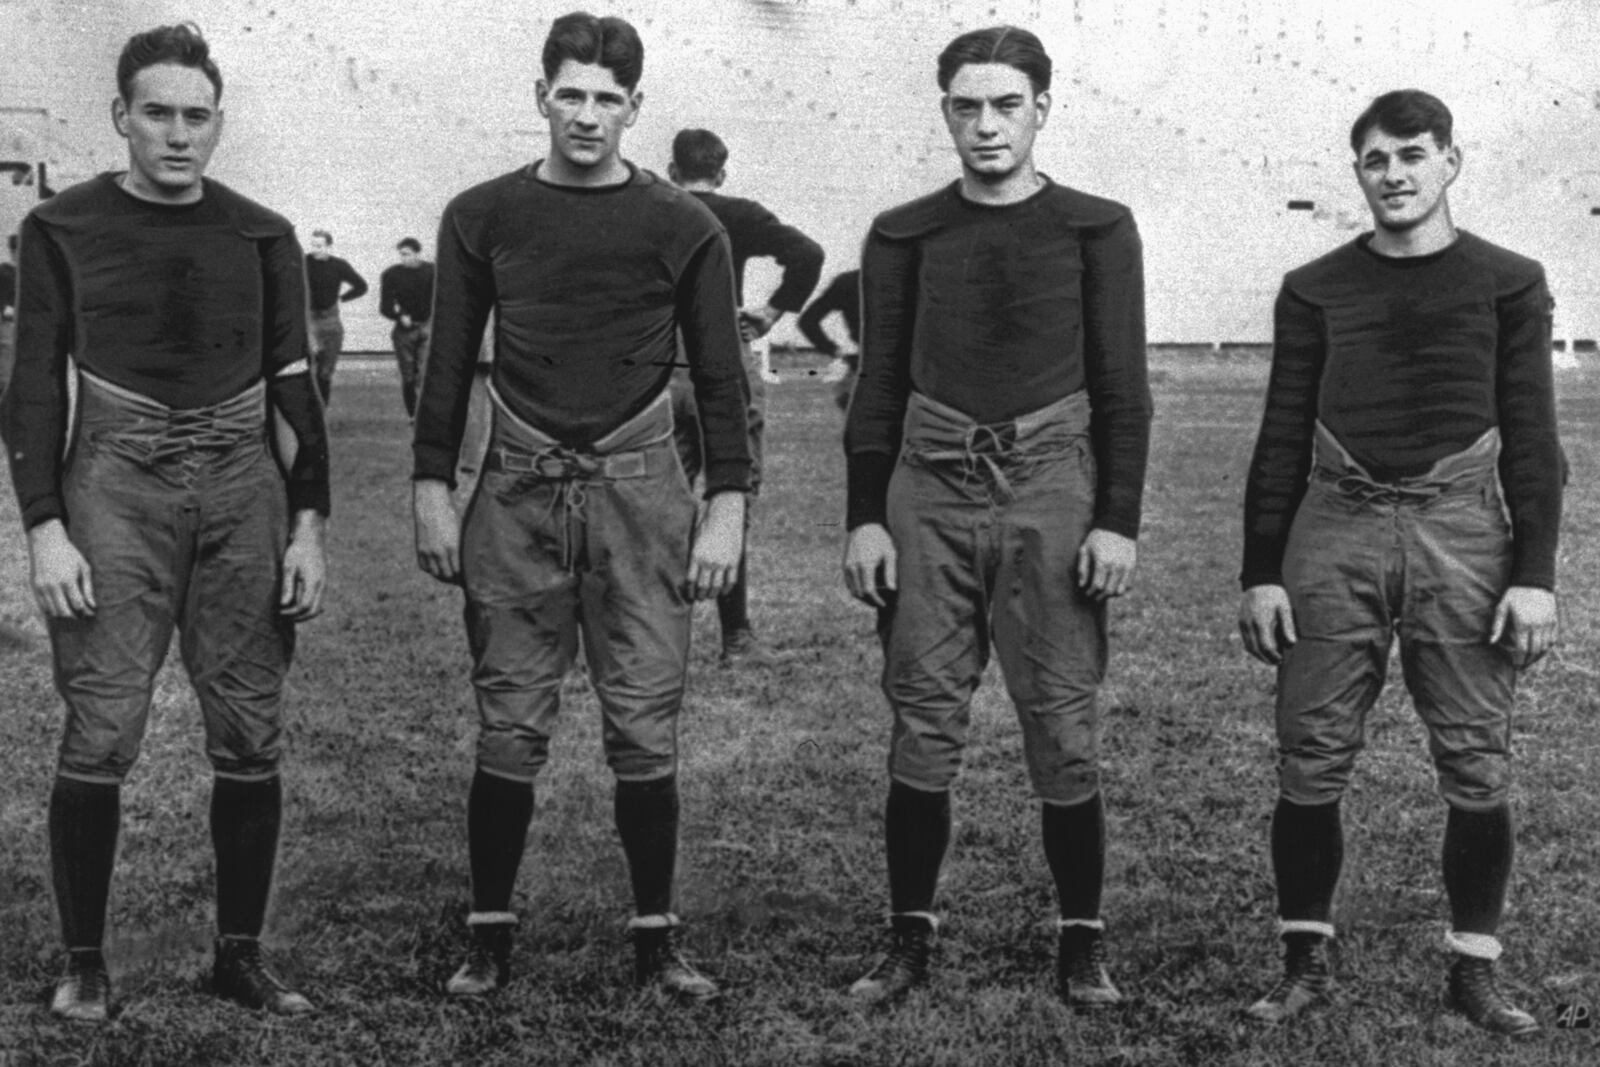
[211,776,282,938]
[49,777,121,952]
[1272,797,1343,924]
[717,556,751,637]
[467,769,536,914]
[1042,793,1105,921]
[1443,803,1513,936]
[614,775,679,916]
[886,781,950,914]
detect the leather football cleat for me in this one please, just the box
[1245,933,1331,1025]
[848,914,934,1006]
[1447,955,1539,1037]
[633,924,719,1001]
[50,952,111,1022]
[212,937,314,1016]
[445,922,514,997]
[1057,925,1123,1007]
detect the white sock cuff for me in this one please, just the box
[466,911,518,927]
[628,913,681,930]
[1445,931,1502,960]
[1057,918,1105,931]
[890,910,940,931]
[1279,920,1335,940]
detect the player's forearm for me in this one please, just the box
[1240,287,1325,589]
[269,371,331,517]
[3,220,74,529]
[1495,275,1562,590]
[679,236,753,495]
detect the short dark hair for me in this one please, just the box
[542,11,644,92]
[397,237,422,253]
[937,25,1051,95]
[311,229,333,245]
[672,129,727,182]
[6,234,16,256]
[1350,90,1453,154]
[117,23,223,103]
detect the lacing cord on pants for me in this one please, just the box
[98,406,263,467]
[914,422,1025,503]
[1323,470,1453,507]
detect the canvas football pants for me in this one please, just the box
[882,389,1106,804]
[51,373,294,784]
[1276,422,1518,811]
[308,306,344,404]
[461,386,698,782]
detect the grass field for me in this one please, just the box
[1,351,1597,1066]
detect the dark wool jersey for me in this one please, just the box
[798,269,861,357]
[379,261,435,324]
[689,190,823,312]
[412,163,751,494]
[0,261,14,310]
[2,173,330,529]
[305,254,368,311]
[845,177,1152,537]
[1242,231,1562,590]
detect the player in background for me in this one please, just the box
[379,236,435,418]
[796,267,861,409]
[303,229,367,406]
[2,23,329,1021]
[412,11,750,1002]
[842,25,1150,1008]
[1238,90,1562,1036]
[667,128,823,664]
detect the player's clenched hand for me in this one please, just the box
[687,491,746,601]
[1239,584,1297,665]
[280,510,328,622]
[1076,529,1137,600]
[843,523,897,608]
[27,519,95,619]
[1489,585,1557,669]
[413,478,463,585]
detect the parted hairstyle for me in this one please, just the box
[672,129,728,182]
[542,12,644,91]
[937,25,1052,96]
[1350,90,1453,154]
[117,22,223,103]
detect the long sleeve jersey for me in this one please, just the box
[412,163,752,495]
[1,173,330,528]
[1241,231,1562,590]
[797,269,861,357]
[305,254,368,311]
[379,261,435,323]
[844,177,1152,536]
[689,190,824,313]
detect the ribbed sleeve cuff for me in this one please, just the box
[287,480,331,518]
[846,451,895,530]
[702,460,753,498]
[412,447,460,490]
[21,499,63,531]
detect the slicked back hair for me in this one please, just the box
[542,11,644,92]
[672,129,728,182]
[937,25,1051,96]
[117,22,223,103]
[1350,90,1453,154]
